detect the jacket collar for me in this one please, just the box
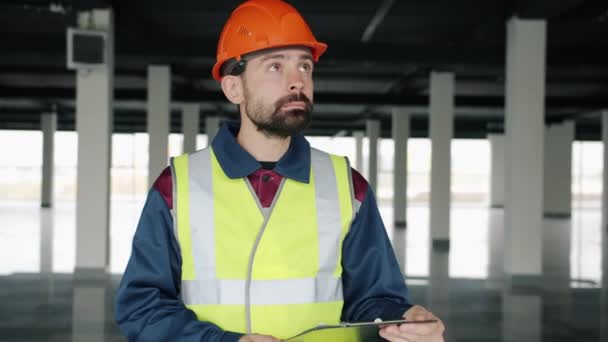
[210,121,311,183]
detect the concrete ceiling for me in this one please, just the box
[0,0,607,139]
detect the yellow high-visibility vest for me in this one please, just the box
[170,146,355,339]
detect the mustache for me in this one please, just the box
[274,93,313,112]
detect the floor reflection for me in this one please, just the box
[392,226,406,273]
[601,229,607,342]
[502,290,542,342]
[0,274,124,341]
[40,209,53,274]
[427,246,451,340]
[487,208,504,291]
[71,281,109,342]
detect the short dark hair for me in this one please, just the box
[219,46,313,78]
[220,58,244,77]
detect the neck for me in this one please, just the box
[236,115,291,162]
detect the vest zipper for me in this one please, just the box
[244,178,287,334]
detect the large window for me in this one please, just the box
[571,141,603,286]
[0,130,602,283]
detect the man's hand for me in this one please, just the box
[238,334,281,342]
[378,305,445,342]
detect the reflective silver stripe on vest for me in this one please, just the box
[182,276,342,305]
[170,157,179,242]
[180,148,348,306]
[184,148,218,305]
[310,148,343,279]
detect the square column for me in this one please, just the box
[41,112,57,208]
[544,121,574,218]
[366,119,380,192]
[182,104,200,154]
[147,65,171,186]
[488,134,505,209]
[429,71,454,246]
[392,108,409,271]
[74,9,114,277]
[353,130,364,172]
[602,110,608,342]
[504,17,547,281]
[205,115,221,144]
[392,107,409,230]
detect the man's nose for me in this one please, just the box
[287,70,305,93]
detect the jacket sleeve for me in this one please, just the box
[114,188,244,342]
[340,186,413,322]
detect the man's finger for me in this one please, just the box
[401,321,445,340]
[397,321,438,335]
[403,305,429,320]
[379,328,412,342]
[380,324,401,335]
[410,313,428,321]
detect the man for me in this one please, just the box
[115,0,445,341]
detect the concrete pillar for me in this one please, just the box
[392,108,409,230]
[366,119,380,192]
[41,112,56,208]
[429,71,454,246]
[205,115,221,144]
[544,121,574,218]
[392,108,409,271]
[488,134,505,209]
[354,130,364,172]
[392,228,406,274]
[147,65,171,186]
[543,124,572,317]
[182,104,200,154]
[602,110,608,342]
[74,9,113,277]
[603,111,608,248]
[504,17,546,281]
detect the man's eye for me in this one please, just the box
[299,63,312,72]
[269,63,281,72]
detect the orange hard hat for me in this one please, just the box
[212,0,327,81]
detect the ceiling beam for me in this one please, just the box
[384,66,429,94]
[361,0,396,43]
[1,85,607,110]
[3,65,608,86]
[513,0,587,18]
[3,31,607,69]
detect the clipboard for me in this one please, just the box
[284,319,438,342]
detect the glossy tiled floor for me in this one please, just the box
[0,199,605,341]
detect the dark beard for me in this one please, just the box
[247,93,313,138]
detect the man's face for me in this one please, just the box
[241,47,314,138]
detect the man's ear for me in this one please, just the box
[220,75,244,105]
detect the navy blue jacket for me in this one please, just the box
[115,122,412,341]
